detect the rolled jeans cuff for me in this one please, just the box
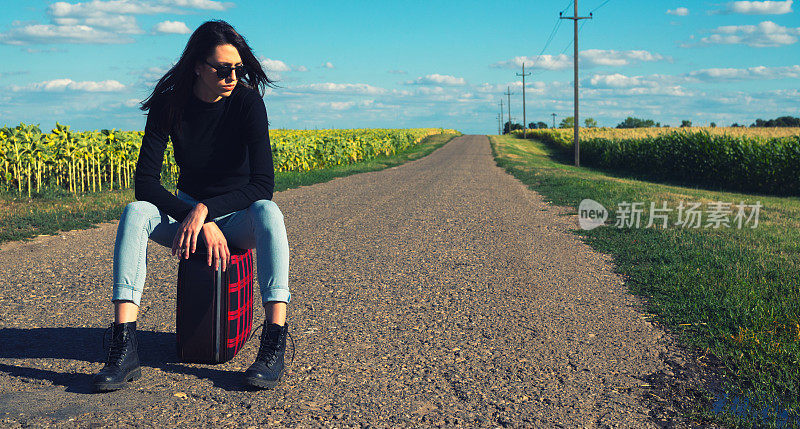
[262,286,291,304]
[112,283,143,306]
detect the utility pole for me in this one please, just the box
[551,113,557,129]
[500,100,504,134]
[497,113,501,135]
[560,2,592,167]
[504,87,513,135]
[516,63,531,139]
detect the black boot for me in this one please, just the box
[244,322,294,389]
[93,321,141,392]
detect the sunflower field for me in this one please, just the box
[0,123,455,197]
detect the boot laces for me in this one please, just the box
[102,323,127,366]
[249,321,295,367]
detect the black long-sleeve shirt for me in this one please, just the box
[134,84,274,223]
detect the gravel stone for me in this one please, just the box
[0,135,717,427]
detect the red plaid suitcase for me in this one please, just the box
[176,247,254,364]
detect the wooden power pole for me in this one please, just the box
[516,63,531,139]
[504,87,513,135]
[560,2,592,167]
[500,100,504,134]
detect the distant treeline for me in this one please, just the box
[501,116,800,133]
[744,116,800,128]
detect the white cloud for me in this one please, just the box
[326,101,354,111]
[697,21,800,47]
[588,73,655,88]
[260,58,291,72]
[293,82,386,95]
[391,89,413,97]
[49,1,169,16]
[1,0,234,45]
[589,85,693,97]
[388,69,408,75]
[52,14,141,34]
[153,20,190,34]
[100,97,144,110]
[257,58,308,80]
[24,47,66,53]
[578,67,800,96]
[10,79,126,92]
[0,24,131,45]
[492,54,571,70]
[412,86,447,95]
[579,72,695,98]
[713,0,793,14]
[405,74,467,86]
[475,81,548,94]
[164,0,234,10]
[687,65,800,80]
[492,50,668,70]
[667,7,690,15]
[323,62,335,69]
[581,49,669,66]
[46,1,166,35]
[9,72,797,134]
[138,65,171,83]
[319,100,375,111]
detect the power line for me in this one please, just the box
[529,20,587,77]
[558,18,589,55]
[525,0,574,77]
[528,0,603,77]
[589,0,611,14]
[537,18,562,59]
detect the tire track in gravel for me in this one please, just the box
[0,135,694,427]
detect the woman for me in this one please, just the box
[93,20,291,392]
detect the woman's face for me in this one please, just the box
[194,43,243,101]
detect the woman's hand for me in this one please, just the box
[171,202,209,260]
[199,222,230,272]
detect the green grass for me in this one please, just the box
[0,132,460,245]
[490,134,800,428]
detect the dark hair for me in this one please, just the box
[140,20,276,134]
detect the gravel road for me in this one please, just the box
[0,135,712,427]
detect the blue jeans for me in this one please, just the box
[112,189,291,306]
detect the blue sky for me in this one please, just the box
[1,0,798,134]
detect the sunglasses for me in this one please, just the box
[204,60,248,80]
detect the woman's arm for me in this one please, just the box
[134,101,198,223]
[198,92,275,219]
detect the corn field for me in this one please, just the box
[0,122,455,197]
[515,127,800,195]
[515,126,800,141]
